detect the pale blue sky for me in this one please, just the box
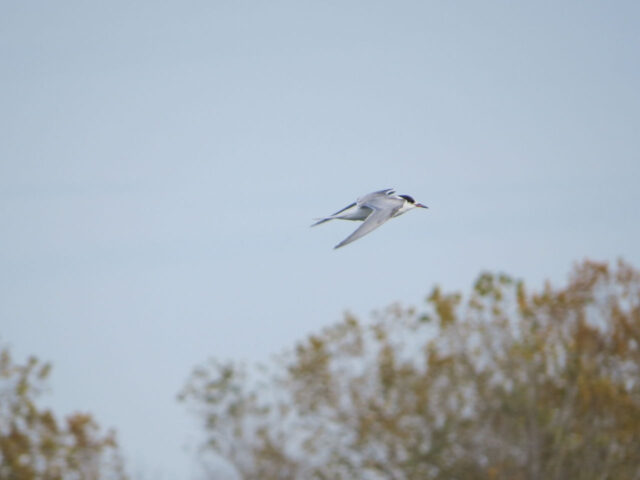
[2,1,639,478]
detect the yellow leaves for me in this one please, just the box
[576,371,636,420]
[572,318,602,355]
[474,272,512,299]
[426,348,454,370]
[474,272,495,296]
[182,259,640,480]
[67,413,94,448]
[486,465,499,479]
[309,335,324,350]
[292,334,329,378]
[372,322,387,342]
[40,410,58,433]
[7,425,31,452]
[0,347,128,480]
[37,362,51,380]
[428,286,460,327]
[567,259,609,305]
[40,433,59,458]
[289,334,337,412]
[0,348,11,376]
[319,315,365,358]
[377,344,396,393]
[16,377,29,398]
[516,281,532,317]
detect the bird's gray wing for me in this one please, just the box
[334,202,401,249]
[356,188,395,205]
[363,194,403,210]
[328,189,394,214]
[370,188,395,196]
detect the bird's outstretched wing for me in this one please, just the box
[334,200,402,249]
[356,188,395,205]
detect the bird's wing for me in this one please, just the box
[363,194,403,211]
[357,188,395,205]
[334,201,401,249]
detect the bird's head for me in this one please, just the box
[399,194,428,209]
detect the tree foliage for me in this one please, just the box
[181,259,640,480]
[0,348,128,480]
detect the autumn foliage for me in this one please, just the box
[181,260,640,479]
[0,349,128,480]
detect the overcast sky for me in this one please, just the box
[2,1,639,478]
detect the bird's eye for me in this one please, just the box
[400,195,415,203]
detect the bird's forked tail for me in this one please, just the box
[310,217,334,227]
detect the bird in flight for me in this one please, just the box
[312,188,428,249]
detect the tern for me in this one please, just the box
[312,188,428,249]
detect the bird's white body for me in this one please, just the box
[312,188,428,249]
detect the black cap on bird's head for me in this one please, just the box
[399,194,428,209]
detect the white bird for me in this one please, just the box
[312,188,428,249]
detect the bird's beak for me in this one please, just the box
[416,203,428,209]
